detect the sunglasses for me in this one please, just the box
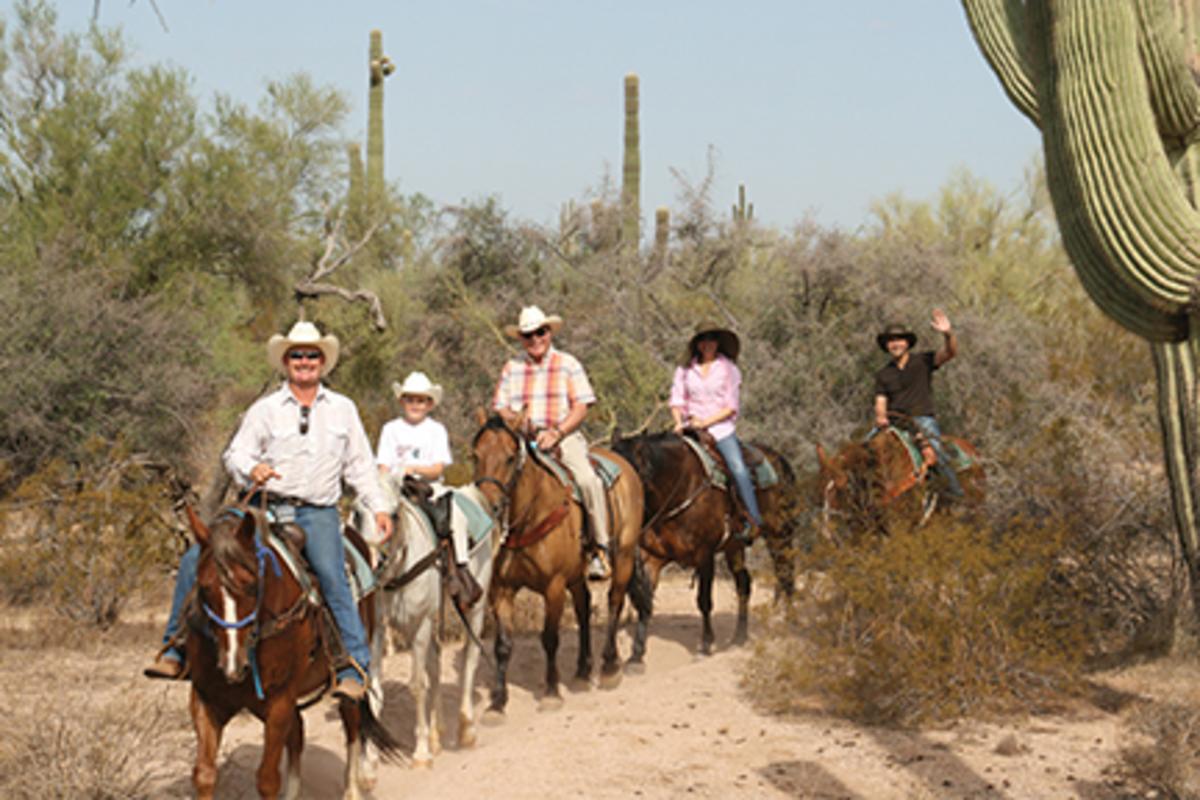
[520,326,550,340]
[299,405,311,435]
[287,349,323,361]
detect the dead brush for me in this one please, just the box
[743,515,1087,727]
[0,689,178,800]
[1117,699,1200,799]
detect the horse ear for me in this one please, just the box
[475,407,488,426]
[816,444,832,472]
[514,407,528,432]
[186,504,210,547]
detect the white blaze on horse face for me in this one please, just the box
[221,587,240,677]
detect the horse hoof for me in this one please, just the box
[482,708,506,727]
[458,726,477,749]
[624,660,646,676]
[538,695,564,712]
[598,670,622,691]
[412,756,433,770]
[568,676,591,692]
[731,634,748,648]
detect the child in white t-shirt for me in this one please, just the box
[376,371,481,610]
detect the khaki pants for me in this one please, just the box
[558,431,609,549]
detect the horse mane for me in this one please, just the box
[472,413,521,449]
[208,511,257,590]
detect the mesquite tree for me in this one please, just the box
[963,0,1200,614]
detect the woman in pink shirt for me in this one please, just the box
[669,322,762,541]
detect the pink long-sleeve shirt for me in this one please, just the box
[669,355,741,441]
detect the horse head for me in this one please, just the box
[191,506,280,684]
[471,408,527,514]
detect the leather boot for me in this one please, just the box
[447,557,483,613]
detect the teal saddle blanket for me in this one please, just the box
[680,436,779,490]
[400,487,495,552]
[873,427,975,476]
[530,446,624,503]
[259,523,377,604]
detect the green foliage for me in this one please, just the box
[744,517,1086,727]
[0,438,180,628]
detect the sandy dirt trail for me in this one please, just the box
[143,570,1127,799]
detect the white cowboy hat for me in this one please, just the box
[266,321,340,377]
[503,305,564,339]
[391,370,444,407]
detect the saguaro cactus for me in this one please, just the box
[622,73,641,248]
[368,29,395,210]
[732,183,754,224]
[963,0,1200,614]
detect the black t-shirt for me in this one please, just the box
[873,350,939,418]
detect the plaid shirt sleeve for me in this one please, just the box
[562,352,596,406]
[492,359,515,411]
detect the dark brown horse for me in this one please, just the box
[612,432,800,658]
[471,412,646,717]
[183,506,400,800]
[815,427,984,538]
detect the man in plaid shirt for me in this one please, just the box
[493,305,611,579]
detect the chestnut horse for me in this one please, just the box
[471,412,647,717]
[612,432,800,657]
[183,506,400,800]
[815,427,984,538]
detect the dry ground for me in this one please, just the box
[0,569,1177,799]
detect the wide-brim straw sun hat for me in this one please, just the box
[391,370,444,407]
[266,320,340,376]
[686,321,740,363]
[503,305,564,339]
[876,323,918,353]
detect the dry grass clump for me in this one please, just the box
[0,690,175,799]
[1116,700,1200,799]
[743,516,1086,727]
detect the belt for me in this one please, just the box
[239,491,331,510]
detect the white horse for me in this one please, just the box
[356,476,496,773]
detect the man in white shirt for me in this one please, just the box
[145,321,392,702]
[376,371,482,610]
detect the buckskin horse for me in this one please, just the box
[815,426,984,538]
[182,505,401,800]
[612,431,800,658]
[471,411,647,718]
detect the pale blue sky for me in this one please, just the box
[33,1,1041,234]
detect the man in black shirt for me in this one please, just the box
[873,309,964,498]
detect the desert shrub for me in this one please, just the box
[743,516,1087,727]
[1117,700,1200,799]
[0,691,172,800]
[0,438,181,627]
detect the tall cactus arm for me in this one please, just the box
[1153,340,1200,569]
[1135,0,1200,145]
[1031,0,1200,342]
[962,0,1041,126]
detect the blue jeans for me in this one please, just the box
[715,434,763,526]
[160,505,370,685]
[911,416,965,498]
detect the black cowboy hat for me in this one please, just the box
[876,323,918,352]
[686,321,740,363]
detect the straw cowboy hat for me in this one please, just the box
[504,305,564,339]
[876,323,918,353]
[686,321,740,363]
[266,320,340,376]
[391,371,444,407]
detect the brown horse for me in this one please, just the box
[183,506,400,800]
[612,432,799,658]
[471,412,646,717]
[816,427,984,538]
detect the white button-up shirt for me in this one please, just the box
[223,383,390,513]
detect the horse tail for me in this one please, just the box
[628,548,654,620]
[351,697,405,764]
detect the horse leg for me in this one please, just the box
[257,693,296,800]
[539,576,567,711]
[359,595,387,790]
[189,689,230,800]
[283,708,303,800]
[626,554,661,674]
[335,696,367,800]
[410,614,436,767]
[599,548,632,688]
[697,557,716,655]
[428,626,444,757]
[569,576,593,686]
[457,599,486,748]
[725,546,752,646]
[484,587,516,722]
